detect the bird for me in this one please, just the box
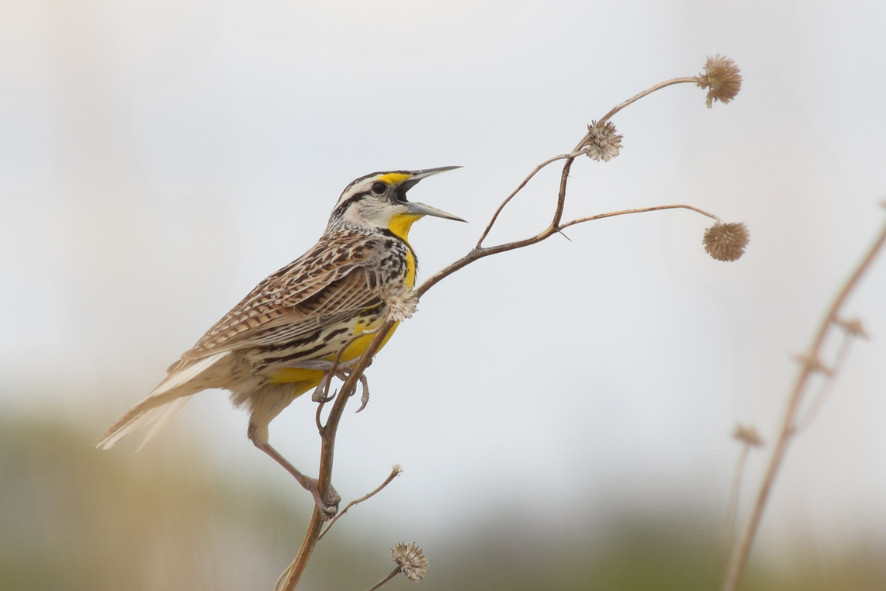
[98,166,464,513]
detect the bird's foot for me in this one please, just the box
[302,475,341,517]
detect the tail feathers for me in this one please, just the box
[97,351,231,450]
[97,394,193,450]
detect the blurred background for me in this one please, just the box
[2,1,886,589]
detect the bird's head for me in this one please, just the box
[328,166,465,241]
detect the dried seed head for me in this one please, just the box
[695,55,742,108]
[732,424,764,448]
[391,542,428,582]
[584,120,623,162]
[381,284,419,322]
[703,222,749,261]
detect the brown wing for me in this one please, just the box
[180,231,387,361]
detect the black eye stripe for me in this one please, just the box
[330,193,367,219]
[331,176,407,221]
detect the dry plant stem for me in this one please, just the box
[476,152,575,246]
[793,332,854,433]
[721,217,886,591]
[421,78,711,298]
[419,198,723,298]
[277,325,395,591]
[277,72,732,589]
[596,77,697,125]
[319,466,402,540]
[365,567,401,591]
[723,445,752,561]
[561,204,721,230]
[418,150,581,297]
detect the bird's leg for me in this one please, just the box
[252,438,340,515]
[248,423,340,516]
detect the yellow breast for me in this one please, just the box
[270,217,418,388]
[388,213,420,286]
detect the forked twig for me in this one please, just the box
[278,56,745,589]
[319,465,403,540]
[476,152,575,246]
[722,215,886,591]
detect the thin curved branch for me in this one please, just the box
[417,203,724,299]
[476,152,574,247]
[420,76,710,300]
[597,77,697,125]
[417,232,550,299]
[722,215,886,591]
[364,567,400,591]
[560,203,722,229]
[319,465,403,540]
[551,153,578,229]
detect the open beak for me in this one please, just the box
[402,166,466,222]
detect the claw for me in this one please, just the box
[311,377,336,403]
[355,374,370,413]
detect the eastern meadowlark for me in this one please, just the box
[98,166,463,513]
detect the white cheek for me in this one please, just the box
[341,200,393,227]
[363,202,393,226]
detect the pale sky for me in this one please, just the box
[2,0,886,559]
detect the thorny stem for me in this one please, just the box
[721,216,886,591]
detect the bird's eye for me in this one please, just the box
[371,181,386,195]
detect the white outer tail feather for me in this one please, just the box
[97,351,231,450]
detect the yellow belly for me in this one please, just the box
[268,320,401,389]
[270,216,417,392]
